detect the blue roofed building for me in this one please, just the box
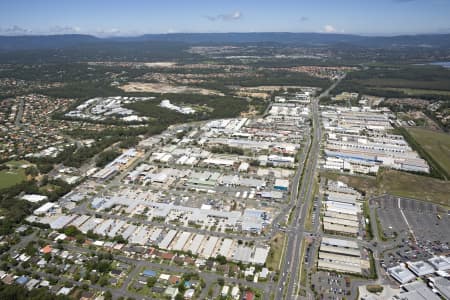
[16,276,29,285]
[143,269,157,277]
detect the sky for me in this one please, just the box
[1,0,450,36]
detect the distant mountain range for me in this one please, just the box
[1,32,450,51]
[0,34,99,51]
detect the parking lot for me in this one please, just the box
[370,195,449,273]
[370,195,450,244]
[311,271,351,299]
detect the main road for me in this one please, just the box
[275,77,344,299]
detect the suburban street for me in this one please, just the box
[14,96,25,127]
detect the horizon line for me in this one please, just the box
[1,31,450,39]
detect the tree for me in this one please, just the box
[175,294,184,300]
[21,261,30,269]
[24,241,37,256]
[86,229,99,239]
[75,233,85,244]
[112,235,126,244]
[43,252,52,262]
[89,273,99,284]
[95,150,121,168]
[98,276,108,287]
[64,225,81,237]
[146,277,157,287]
[25,166,39,177]
[104,290,112,300]
[216,255,227,265]
[177,281,186,293]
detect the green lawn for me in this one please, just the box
[407,128,450,177]
[0,168,26,189]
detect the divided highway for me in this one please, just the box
[275,78,342,299]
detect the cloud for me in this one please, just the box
[92,28,122,37]
[50,25,81,34]
[299,16,309,22]
[323,25,337,33]
[205,10,242,22]
[0,25,31,34]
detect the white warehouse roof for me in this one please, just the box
[388,265,416,284]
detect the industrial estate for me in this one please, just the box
[0,28,449,300]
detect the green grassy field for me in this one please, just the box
[266,232,286,271]
[321,172,377,194]
[377,169,449,207]
[407,128,450,177]
[322,169,450,208]
[0,168,26,190]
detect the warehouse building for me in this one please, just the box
[318,237,365,274]
[171,232,191,251]
[89,193,267,235]
[260,191,284,200]
[21,194,48,203]
[321,107,429,174]
[407,261,435,276]
[187,234,205,255]
[149,228,162,243]
[388,265,416,284]
[274,179,289,191]
[428,256,450,271]
[200,236,219,258]
[34,202,57,215]
[401,281,441,300]
[68,215,91,228]
[323,221,359,236]
[216,238,234,259]
[203,158,235,167]
[129,226,150,245]
[158,230,178,249]
[50,215,77,230]
[430,277,450,299]
[232,246,269,265]
[186,171,220,187]
[121,224,137,240]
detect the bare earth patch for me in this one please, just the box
[143,62,177,68]
[120,82,224,96]
[236,85,308,92]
